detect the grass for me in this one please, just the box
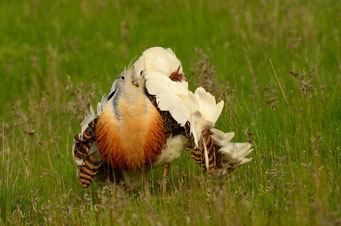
[0,0,340,225]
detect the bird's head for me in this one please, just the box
[108,67,146,101]
[131,67,145,88]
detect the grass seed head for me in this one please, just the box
[191,48,236,108]
[264,85,278,110]
[290,68,317,98]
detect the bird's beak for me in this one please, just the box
[132,80,139,87]
[132,70,144,87]
[131,73,139,87]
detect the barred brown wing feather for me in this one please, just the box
[82,119,97,140]
[73,136,88,160]
[78,154,102,188]
[188,128,219,172]
[73,118,103,188]
[73,118,97,160]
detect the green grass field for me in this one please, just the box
[0,0,340,225]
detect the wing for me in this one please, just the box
[73,118,103,188]
[72,95,108,188]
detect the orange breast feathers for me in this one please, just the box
[96,95,166,170]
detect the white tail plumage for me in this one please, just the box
[210,128,253,167]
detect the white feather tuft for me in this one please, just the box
[193,87,224,124]
[210,128,253,167]
[188,88,223,147]
[98,94,108,115]
[134,47,183,77]
[154,135,188,167]
[203,136,210,171]
[210,128,235,145]
[190,111,203,147]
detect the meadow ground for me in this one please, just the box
[0,0,340,225]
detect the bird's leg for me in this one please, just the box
[162,163,170,197]
[142,168,151,199]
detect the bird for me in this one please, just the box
[72,47,253,195]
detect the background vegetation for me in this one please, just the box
[0,0,340,225]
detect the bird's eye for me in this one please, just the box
[140,70,143,76]
[120,76,125,81]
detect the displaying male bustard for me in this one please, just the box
[72,47,253,195]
